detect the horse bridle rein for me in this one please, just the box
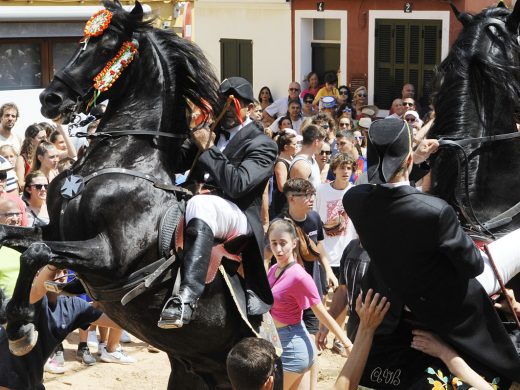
[438,130,520,237]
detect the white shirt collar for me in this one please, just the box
[381,180,410,188]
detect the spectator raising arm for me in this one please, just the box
[411,330,493,390]
[334,289,390,390]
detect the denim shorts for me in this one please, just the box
[277,322,316,373]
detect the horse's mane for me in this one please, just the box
[431,6,520,140]
[103,0,221,131]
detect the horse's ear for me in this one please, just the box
[130,1,144,20]
[497,1,507,9]
[450,1,473,25]
[506,0,520,32]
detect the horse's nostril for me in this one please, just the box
[44,93,63,108]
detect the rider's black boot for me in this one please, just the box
[158,218,213,329]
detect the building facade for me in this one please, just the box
[292,0,501,114]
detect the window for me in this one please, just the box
[312,18,341,83]
[374,19,441,110]
[0,38,78,90]
[220,39,253,84]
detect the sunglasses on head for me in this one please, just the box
[31,184,49,190]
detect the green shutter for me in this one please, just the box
[374,19,441,110]
[220,39,253,84]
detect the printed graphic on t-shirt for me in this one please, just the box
[326,199,349,236]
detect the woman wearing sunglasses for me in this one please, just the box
[352,86,367,120]
[23,170,49,227]
[302,93,317,118]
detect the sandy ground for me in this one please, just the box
[44,331,345,390]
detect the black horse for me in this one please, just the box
[429,1,520,236]
[3,1,264,388]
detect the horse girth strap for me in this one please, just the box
[79,255,176,304]
[82,167,192,196]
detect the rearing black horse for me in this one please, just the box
[3,1,262,388]
[429,1,520,236]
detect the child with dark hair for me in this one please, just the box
[313,72,339,106]
[227,337,277,390]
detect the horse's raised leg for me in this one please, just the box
[6,235,113,356]
[6,242,52,356]
[0,224,42,252]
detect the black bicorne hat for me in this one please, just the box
[367,118,412,184]
[219,77,255,103]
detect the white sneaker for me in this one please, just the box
[97,342,107,356]
[44,355,66,374]
[87,330,99,349]
[100,348,136,364]
[119,330,132,343]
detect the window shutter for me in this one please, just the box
[220,39,253,83]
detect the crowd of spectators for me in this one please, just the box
[0,69,519,390]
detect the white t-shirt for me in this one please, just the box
[314,182,357,267]
[0,133,22,155]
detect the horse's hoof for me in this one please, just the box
[8,323,38,356]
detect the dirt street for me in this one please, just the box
[44,332,345,389]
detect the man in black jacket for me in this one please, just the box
[159,77,277,329]
[343,118,520,386]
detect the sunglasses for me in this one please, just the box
[405,117,417,123]
[319,150,332,155]
[357,93,367,97]
[289,88,300,92]
[321,124,330,129]
[339,91,349,96]
[292,193,315,200]
[339,122,350,127]
[0,212,20,218]
[304,100,313,104]
[31,184,49,190]
[403,102,414,106]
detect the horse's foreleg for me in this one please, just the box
[0,224,42,252]
[6,235,112,356]
[6,242,53,356]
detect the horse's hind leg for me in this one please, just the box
[6,242,53,355]
[167,355,211,390]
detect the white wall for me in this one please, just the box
[193,0,292,100]
[0,89,46,138]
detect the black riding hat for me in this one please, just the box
[367,118,412,184]
[219,77,255,103]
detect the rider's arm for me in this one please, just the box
[197,134,278,199]
[438,204,484,278]
[29,265,59,304]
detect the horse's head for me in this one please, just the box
[432,2,520,140]
[39,0,146,123]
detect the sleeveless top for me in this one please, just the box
[289,154,321,189]
[270,157,291,218]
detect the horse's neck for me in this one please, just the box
[100,33,173,134]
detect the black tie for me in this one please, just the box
[221,130,231,141]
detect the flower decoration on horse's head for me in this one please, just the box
[84,9,112,38]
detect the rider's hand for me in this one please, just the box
[413,138,439,164]
[191,127,215,151]
[411,330,453,360]
[494,288,520,315]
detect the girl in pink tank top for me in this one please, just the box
[267,219,353,389]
